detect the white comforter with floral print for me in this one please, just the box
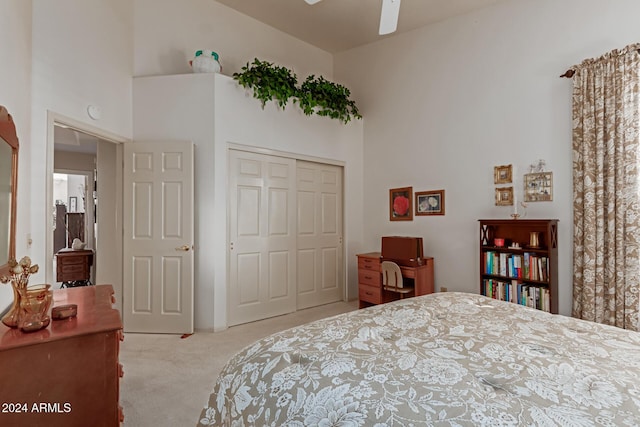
[198,292,640,426]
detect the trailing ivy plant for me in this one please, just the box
[298,75,361,124]
[233,59,361,124]
[233,58,298,109]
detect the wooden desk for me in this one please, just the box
[0,285,124,426]
[357,252,434,308]
[56,248,94,287]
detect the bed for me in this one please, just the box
[198,292,640,426]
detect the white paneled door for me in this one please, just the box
[228,150,297,326]
[296,161,343,309]
[123,141,194,333]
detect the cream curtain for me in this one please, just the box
[572,43,640,330]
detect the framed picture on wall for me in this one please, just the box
[494,164,513,184]
[495,187,513,206]
[389,187,413,221]
[69,196,77,212]
[415,189,445,216]
[524,172,553,202]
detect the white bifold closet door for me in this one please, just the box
[228,150,297,326]
[296,160,343,309]
[228,150,343,326]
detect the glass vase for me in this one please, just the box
[1,281,21,328]
[18,284,53,332]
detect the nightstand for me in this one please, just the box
[56,248,94,287]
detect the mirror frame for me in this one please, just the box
[0,106,19,277]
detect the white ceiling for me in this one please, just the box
[216,0,506,53]
[54,126,98,155]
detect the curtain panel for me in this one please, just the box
[572,43,640,330]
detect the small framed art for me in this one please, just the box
[524,172,553,202]
[494,164,512,184]
[69,196,77,212]
[495,187,513,206]
[389,187,413,221]
[415,189,445,216]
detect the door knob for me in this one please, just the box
[175,245,191,252]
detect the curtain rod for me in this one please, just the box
[560,48,640,78]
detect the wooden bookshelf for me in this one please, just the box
[479,219,558,314]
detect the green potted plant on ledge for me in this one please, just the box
[233,58,298,109]
[298,75,361,124]
[233,58,361,124]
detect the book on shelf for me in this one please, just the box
[481,279,550,312]
[484,251,548,283]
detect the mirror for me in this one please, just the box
[0,106,19,277]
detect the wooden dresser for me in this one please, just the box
[357,252,435,308]
[56,248,94,286]
[0,285,124,426]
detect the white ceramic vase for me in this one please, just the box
[190,50,221,73]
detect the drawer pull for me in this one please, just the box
[365,291,373,296]
[119,405,125,422]
[364,275,373,280]
[118,363,125,378]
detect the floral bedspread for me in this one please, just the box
[198,292,640,426]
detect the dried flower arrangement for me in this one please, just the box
[0,256,39,289]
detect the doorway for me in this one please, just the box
[46,112,126,311]
[52,170,96,285]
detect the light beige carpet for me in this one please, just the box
[119,300,358,426]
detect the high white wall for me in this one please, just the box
[0,0,32,311]
[133,0,333,80]
[335,0,640,315]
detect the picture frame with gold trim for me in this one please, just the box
[524,172,553,202]
[495,187,513,206]
[494,164,513,184]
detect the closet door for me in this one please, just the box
[296,161,343,309]
[228,150,297,326]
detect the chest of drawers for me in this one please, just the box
[0,285,124,426]
[56,248,94,286]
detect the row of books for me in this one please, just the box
[481,279,551,312]
[484,251,549,281]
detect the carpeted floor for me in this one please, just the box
[118,300,358,426]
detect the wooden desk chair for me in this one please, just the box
[381,261,414,298]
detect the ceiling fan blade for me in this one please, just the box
[379,0,401,35]
[305,0,322,4]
